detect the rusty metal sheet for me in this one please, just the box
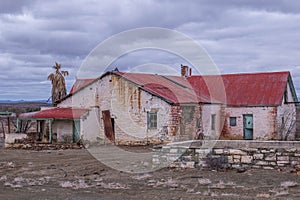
[102,110,115,143]
[68,71,292,106]
[116,72,204,104]
[188,71,291,106]
[18,108,89,119]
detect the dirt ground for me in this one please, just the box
[0,147,300,200]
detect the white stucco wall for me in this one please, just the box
[58,81,98,108]
[285,81,295,103]
[223,106,277,140]
[202,79,297,141]
[277,82,297,140]
[277,104,296,140]
[201,104,223,139]
[81,107,103,143]
[99,74,171,144]
[57,74,172,144]
[52,120,73,142]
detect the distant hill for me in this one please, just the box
[0,100,51,104]
[0,101,51,114]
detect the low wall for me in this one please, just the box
[153,140,300,170]
[4,133,27,145]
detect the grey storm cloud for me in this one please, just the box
[1,0,300,100]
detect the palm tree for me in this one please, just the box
[48,62,69,105]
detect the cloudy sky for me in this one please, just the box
[1,0,300,100]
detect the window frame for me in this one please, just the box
[211,114,216,131]
[229,117,237,126]
[147,111,157,130]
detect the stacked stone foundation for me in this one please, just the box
[153,140,300,170]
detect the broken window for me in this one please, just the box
[211,114,216,131]
[230,117,237,126]
[147,112,157,129]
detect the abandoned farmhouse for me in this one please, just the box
[17,66,299,145]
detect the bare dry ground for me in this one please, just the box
[0,147,300,200]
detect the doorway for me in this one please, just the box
[243,114,253,140]
[102,110,115,143]
[73,120,81,142]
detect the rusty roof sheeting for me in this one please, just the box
[18,108,89,119]
[67,71,295,106]
[115,72,211,104]
[188,71,292,106]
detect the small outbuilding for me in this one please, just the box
[18,107,89,143]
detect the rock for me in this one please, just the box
[277,160,290,164]
[236,167,247,173]
[229,149,247,155]
[256,193,270,198]
[262,166,274,170]
[265,155,276,161]
[277,156,289,161]
[214,149,223,154]
[241,156,253,164]
[253,153,264,160]
[256,161,269,166]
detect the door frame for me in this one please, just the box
[102,110,115,143]
[73,120,81,143]
[243,114,253,140]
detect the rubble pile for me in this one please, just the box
[5,137,84,150]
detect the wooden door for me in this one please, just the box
[102,110,115,142]
[243,114,253,140]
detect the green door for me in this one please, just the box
[243,115,253,140]
[73,120,81,142]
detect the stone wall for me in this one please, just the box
[153,140,300,171]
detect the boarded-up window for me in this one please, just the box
[147,112,157,129]
[211,114,216,130]
[230,117,237,126]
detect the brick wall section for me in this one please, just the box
[153,140,300,170]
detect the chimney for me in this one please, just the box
[181,65,190,77]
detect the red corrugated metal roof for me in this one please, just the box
[18,108,89,119]
[116,72,208,104]
[69,79,95,94]
[188,71,291,106]
[67,71,293,106]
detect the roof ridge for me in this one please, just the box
[188,71,290,78]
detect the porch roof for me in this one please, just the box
[17,107,89,119]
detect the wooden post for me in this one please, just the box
[49,119,53,143]
[7,117,10,134]
[36,120,39,133]
[16,119,20,132]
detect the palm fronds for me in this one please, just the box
[48,62,69,105]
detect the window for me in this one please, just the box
[211,114,216,130]
[230,117,237,126]
[147,112,157,129]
